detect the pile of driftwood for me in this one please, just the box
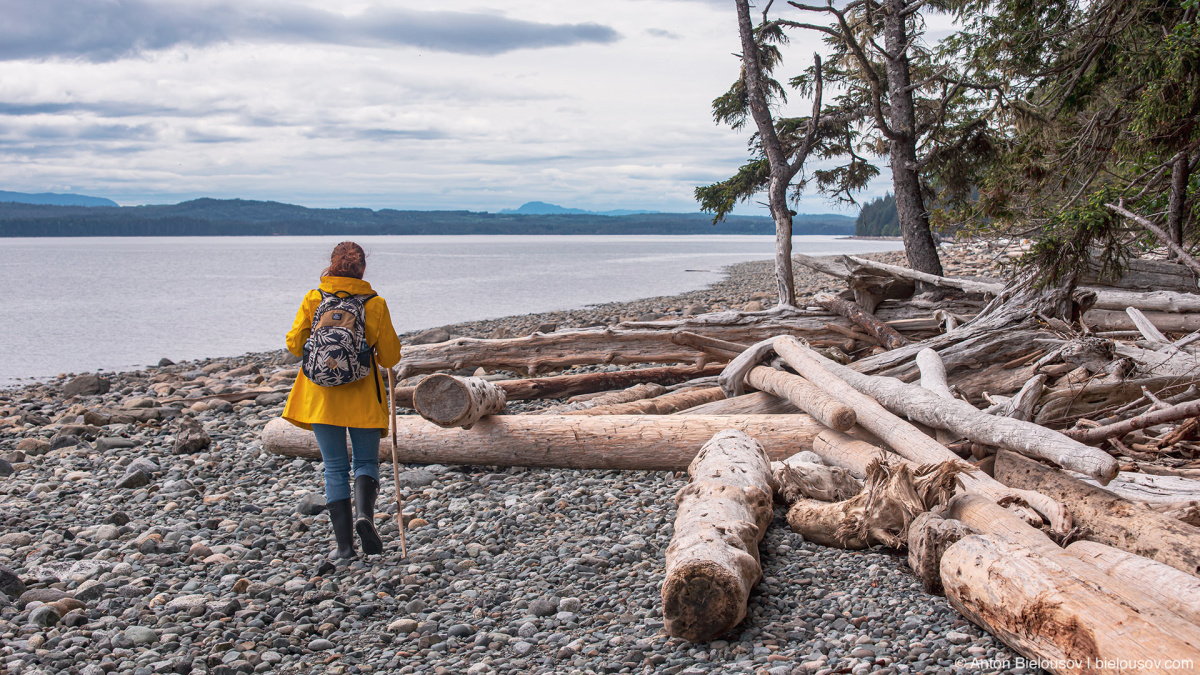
[263,251,1200,673]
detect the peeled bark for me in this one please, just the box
[662,429,773,642]
[995,449,1200,577]
[537,383,667,415]
[907,512,975,595]
[774,336,1118,484]
[262,414,843,471]
[412,375,506,429]
[1066,540,1200,626]
[569,387,726,416]
[941,532,1200,674]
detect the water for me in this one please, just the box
[0,235,902,385]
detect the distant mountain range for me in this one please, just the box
[0,196,856,237]
[499,201,660,217]
[0,190,118,207]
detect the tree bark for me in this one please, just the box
[662,430,774,642]
[882,0,943,278]
[567,387,726,416]
[940,532,1200,674]
[1169,152,1190,248]
[994,449,1200,577]
[774,336,1118,483]
[411,375,506,429]
[1107,201,1200,278]
[536,383,667,415]
[814,293,908,349]
[262,414,842,471]
[1066,540,1200,626]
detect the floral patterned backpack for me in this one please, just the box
[301,290,382,401]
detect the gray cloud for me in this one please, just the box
[0,1,621,61]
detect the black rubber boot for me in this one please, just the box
[327,498,356,560]
[354,475,384,555]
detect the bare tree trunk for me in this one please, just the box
[771,175,797,307]
[883,0,943,278]
[1169,152,1190,248]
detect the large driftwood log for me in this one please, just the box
[568,387,726,415]
[907,512,975,595]
[677,391,801,416]
[537,383,666,415]
[941,532,1200,674]
[811,428,902,479]
[1063,398,1200,443]
[496,363,725,400]
[1067,471,1200,505]
[814,293,908,349]
[774,336,1118,483]
[995,449,1200,577]
[662,430,773,642]
[1066,540,1200,626]
[411,375,506,429]
[771,451,861,503]
[744,366,856,431]
[1035,375,1183,425]
[262,415,846,471]
[1083,308,1200,334]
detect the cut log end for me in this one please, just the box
[661,561,748,643]
[412,374,506,429]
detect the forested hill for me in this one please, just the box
[854,194,899,237]
[0,198,855,237]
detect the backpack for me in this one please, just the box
[301,290,381,400]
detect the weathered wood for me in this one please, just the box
[811,429,901,479]
[412,375,506,429]
[843,255,1002,296]
[1106,202,1200,280]
[670,330,751,362]
[1036,375,1183,425]
[771,451,861,503]
[495,363,725,401]
[744,366,856,431]
[662,430,773,642]
[1126,307,1172,344]
[814,293,908,350]
[994,449,1200,577]
[537,383,667,415]
[1065,540,1200,626]
[1084,308,1200,334]
[262,415,843,471]
[915,348,953,400]
[569,387,726,416]
[1063,398,1200,443]
[775,336,1118,483]
[1001,374,1047,422]
[676,391,801,416]
[907,512,975,595]
[771,336,1070,530]
[1068,470,1200,505]
[941,530,1200,674]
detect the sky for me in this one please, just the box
[0,0,914,214]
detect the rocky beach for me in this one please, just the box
[0,242,1033,675]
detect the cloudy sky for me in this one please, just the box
[0,0,903,214]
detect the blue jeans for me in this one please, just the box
[311,424,381,503]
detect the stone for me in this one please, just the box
[118,470,150,489]
[123,397,157,409]
[309,638,335,651]
[636,312,661,321]
[49,434,81,450]
[16,438,50,455]
[557,597,581,613]
[518,622,537,638]
[126,457,159,475]
[0,458,12,477]
[742,300,765,312]
[512,641,535,656]
[158,357,175,367]
[74,580,104,603]
[124,626,158,645]
[296,492,326,516]
[166,595,207,612]
[388,618,418,634]
[533,322,558,334]
[396,469,438,488]
[409,328,451,345]
[29,604,61,626]
[0,532,32,547]
[255,392,286,406]
[174,416,211,454]
[447,623,474,637]
[406,598,426,614]
[63,373,111,397]
[17,588,71,609]
[97,437,137,451]
[529,599,557,617]
[188,543,213,559]
[0,564,26,597]
[945,631,971,645]
[683,304,709,316]
[93,524,121,541]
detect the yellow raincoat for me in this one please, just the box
[282,277,402,431]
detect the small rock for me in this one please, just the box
[945,630,971,645]
[533,322,558,334]
[296,493,326,516]
[636,312,661,321]
[388,618,418,634]
[557,597,581,613]
[309,638,335,651]
[518,622,537,638]
[93,524,121,542]
[512,640,535,656]
[15,438,50,455]
[406,598,426,614]
[125,457,159,475]
[188,543,213,559]
[17,588,71,610]
[396,469,438,488]
[98,437,137,451]
[255,392,286,406]
[117,470,150,489]
[158,357,175,367]
[63,373,111,397]
[74,579,104,603]
[529,599,557,617]
[742,300,765,312]
[29,604,61,627]
[166,595,207,612]
[123,397,157,409]
[409,328,451,345]
[0,564,27,597]
[447,623,474,637]
[0,532,32,547]
[0,458,12,477]
[174,416,211,454]
[124,626,158,645]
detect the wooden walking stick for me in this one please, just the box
[387,368,408,558]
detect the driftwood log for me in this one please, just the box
[262,415,852,471]
[941,494,1200,671]
[744,366,856,431]
[907,512,975,595]
[771,451,861,503]
[411,375,506,429]
[1066,540,1200,626]
[775,336,1118,483]
[770,336,1071,530]
[677,391,801,416]
[1062,398,1200,443]
[568,387,726,415]
[810,429,902,479]
[814,292,908,349]
[537,383,666,415]
[994,449,1200,577]
[662,430,773,642]
[1068,471,1200,505]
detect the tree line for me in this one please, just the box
[699,0,1198,303]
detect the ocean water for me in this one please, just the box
[0,235,902,385]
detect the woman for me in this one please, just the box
[283,241,402,559]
